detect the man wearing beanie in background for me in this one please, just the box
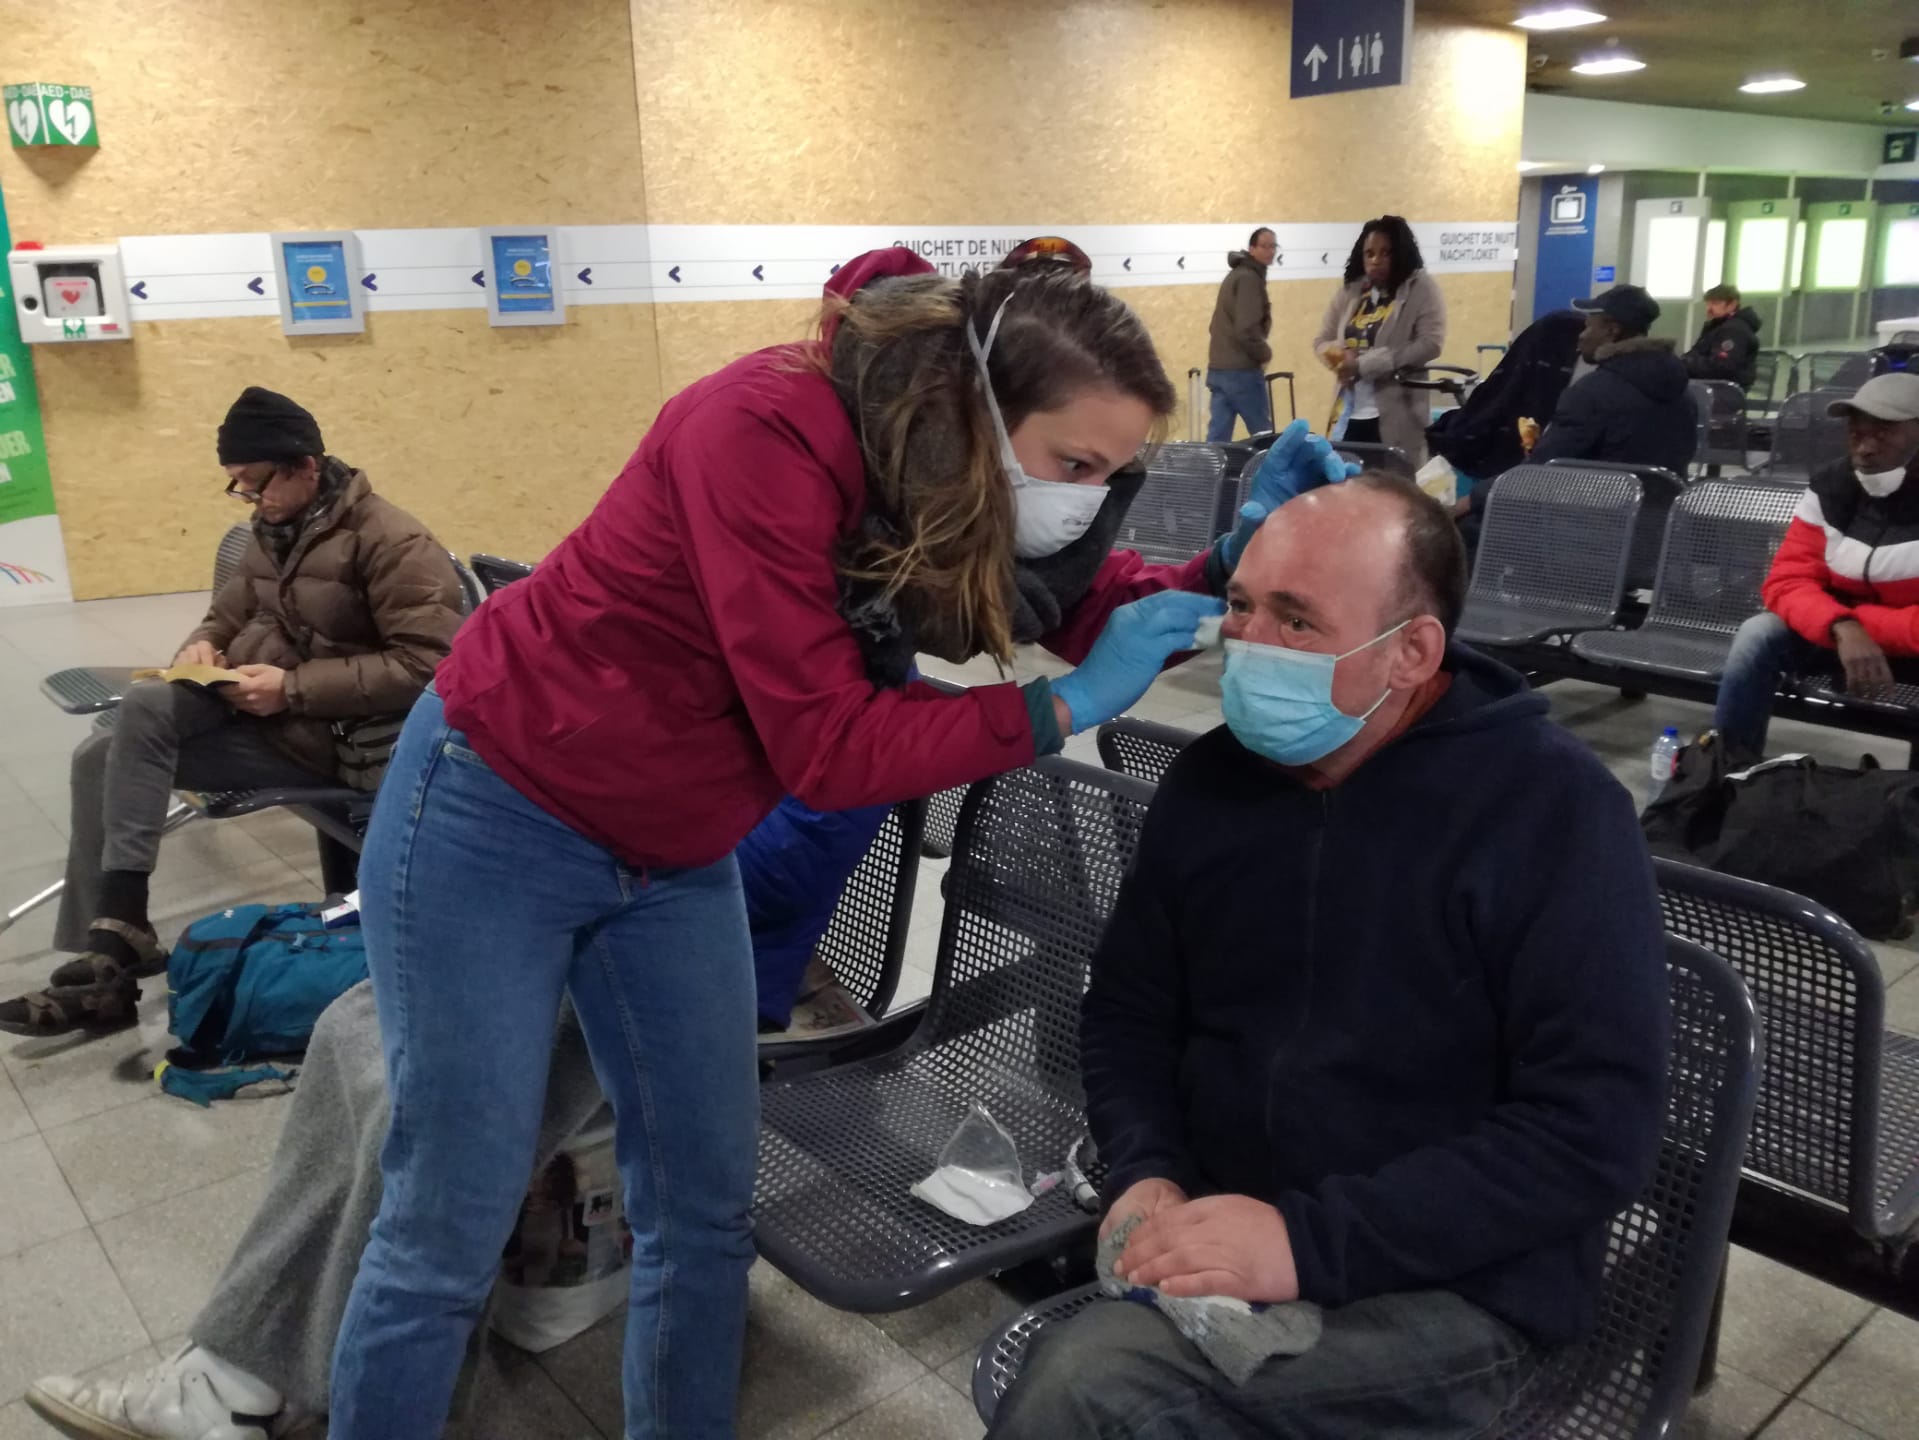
[0,387,464,1038]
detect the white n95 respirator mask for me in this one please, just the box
[967,296,1109,559]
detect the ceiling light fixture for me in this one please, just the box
[1907,97,1919,111]
[1513,7,1606,29]
[1739,75,1806,94]
[1517,161,1544,172]
[1572,54,1646,76]
[1587,163,1607,174]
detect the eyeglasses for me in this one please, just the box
[224,466,280,504]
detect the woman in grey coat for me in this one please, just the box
[1312,215,1448,467]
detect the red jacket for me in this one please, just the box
[440,323,1208,870]
[1763,459,1919,656]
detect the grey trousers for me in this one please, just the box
[190,981,609,1423]
[56,681,327,951]
[991,1288,1536,1440]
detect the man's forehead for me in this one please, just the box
[1243,486,1403,583]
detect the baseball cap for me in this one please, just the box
[1572,284,1661,335]
[1826,373,1919,423]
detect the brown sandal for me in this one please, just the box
[49,918,167,989]
[0,979,140,1037]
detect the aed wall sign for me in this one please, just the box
[5,84,98,147]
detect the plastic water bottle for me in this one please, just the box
[1650,727,1681,786]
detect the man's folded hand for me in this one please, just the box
[1114,1193,1301,1304]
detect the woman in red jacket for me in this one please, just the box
[328,251,1342,1439]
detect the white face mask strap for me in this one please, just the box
[1346,617,1414,721]
[967,295,1020,464]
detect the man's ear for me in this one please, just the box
[1391,615,1448,688]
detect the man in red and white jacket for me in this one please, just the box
[1713,372,1919,758]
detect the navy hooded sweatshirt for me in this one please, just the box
[1080,644,1669,1347]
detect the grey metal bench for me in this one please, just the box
[1751,389,1849,483]
[1655,859,1919,1246]
[1118,442,1229,567]
[1545,458,1684,595]
[1457,465,1642,647]
[1095,716,1200,786]
[1690,379,1750,472]
[753,757,1153,1311]
[971,937,1761,1439]
[1570,481,1800,683]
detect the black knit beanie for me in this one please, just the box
[216,387,324,466]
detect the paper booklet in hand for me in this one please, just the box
[132,662,244,689]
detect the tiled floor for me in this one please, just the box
[1,590,1916,1440]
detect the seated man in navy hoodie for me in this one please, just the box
[993,474,1669,1439]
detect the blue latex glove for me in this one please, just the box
[1219,420,1362,571]
[1051,591,1227,734]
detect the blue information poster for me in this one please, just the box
[1532,176,1599,322]
[280,239,353,325]
[490,233,555,315]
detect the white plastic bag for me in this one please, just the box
[911,1104,1034,1226]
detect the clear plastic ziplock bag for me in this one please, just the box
[909,1103,1035,1226]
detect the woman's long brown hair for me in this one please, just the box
[826,265,1176,664]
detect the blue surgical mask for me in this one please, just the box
[1220,622,1411,766]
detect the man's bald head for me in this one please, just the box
[1242,473,1466,638]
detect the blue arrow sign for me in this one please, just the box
[1177,256,1186,270]
[360,273,377,291]
[752,264,764,281]
[1123,258,1132,271]
[668,265,682,283]
[247,276,264,295]
[577,267,593,285]
[130,281,147,299]
[471,270,485,287]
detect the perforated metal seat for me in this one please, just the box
[1754,391,1849,482]
[1748,351,1785,413]
[469,553,535,594]
[1801,352,1873,393]
[40,524,256,716]
[1657,858,1919,1239]
[754,758,1154,1311]
[806,801,924,1021]
[1793,675,1919,725]
[1118,443,1228,566]
[1691,380,1750,470]
[1545,460,1685,594]
[1457,465,1641,647]
[1572,481,1800,682]
[1331,439,1415,479]
[972,938,1761,1437]
[1095,716,1199,787]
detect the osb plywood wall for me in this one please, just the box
[631,0,1526,434]
[34,309,663,601]
[7,0,1522,598]
[2,0,663,598]
[630,0,1524,225]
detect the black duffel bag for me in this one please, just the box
[1642,731,1919,939]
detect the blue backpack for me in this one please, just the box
[158,902,368,1105]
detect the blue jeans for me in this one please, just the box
[1206,368,1272,442]
[1712,611,1823,758]
[992,1289,1533,1439]
[330,690,759,1439]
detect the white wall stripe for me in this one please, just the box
[112,221,1517,324]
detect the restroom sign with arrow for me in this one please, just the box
[1290,0,1411,99]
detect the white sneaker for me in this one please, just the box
[26,1344,283,1440]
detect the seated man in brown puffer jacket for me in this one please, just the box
[0,387,464,1038]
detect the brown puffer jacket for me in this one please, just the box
[186,467,463,780]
